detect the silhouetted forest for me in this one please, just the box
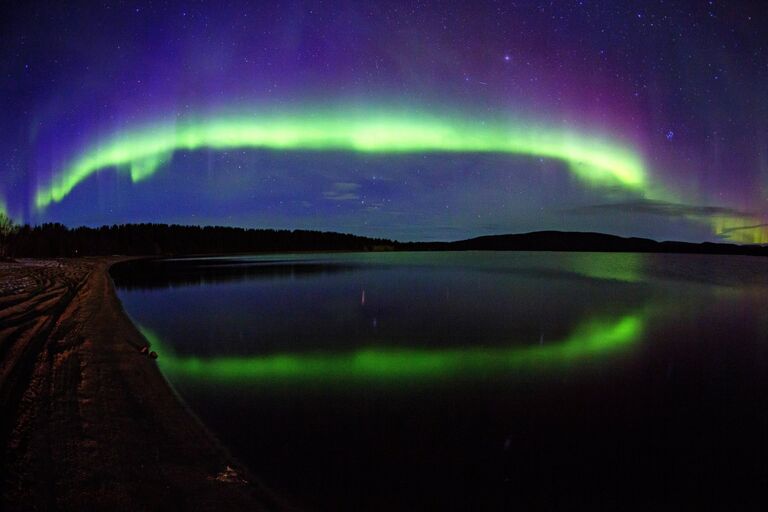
[3,223,767,258]
[4,223,396,257]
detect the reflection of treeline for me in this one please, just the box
[111,259,362,290]
[6,223,396,257]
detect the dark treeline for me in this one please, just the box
[4,223,768,258]
[5,223,396,257]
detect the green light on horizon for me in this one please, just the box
[35,110,648,210]
[138,313,643,384]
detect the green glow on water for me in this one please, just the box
[35,110,648,209]
[138,313,643,384]
[565,252,645,283]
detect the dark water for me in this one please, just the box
[112,252,768,510]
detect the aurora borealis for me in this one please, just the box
[2,1,768,242]
[33,111,648,208]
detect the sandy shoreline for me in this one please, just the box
[0,258,289,511]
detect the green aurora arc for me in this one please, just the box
[138,312,644,384]
[34,110,649,210]
[34,108,768,243]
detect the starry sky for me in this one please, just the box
[1,0,767,242]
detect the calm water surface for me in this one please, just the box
[113,252,768,510]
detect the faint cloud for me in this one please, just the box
[364,201,385,212]
[332,182,360,192]
[569,199,754,219]
[324,182,361,201]
[719,222,768,234]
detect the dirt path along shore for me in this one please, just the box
[0,258,288,511]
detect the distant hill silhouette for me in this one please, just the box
[5,223,767,258]
[400,231,768,257]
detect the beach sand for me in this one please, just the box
[0,258,290,511]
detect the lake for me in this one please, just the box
[112,251,768,510]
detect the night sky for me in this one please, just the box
[1,0,767,242]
